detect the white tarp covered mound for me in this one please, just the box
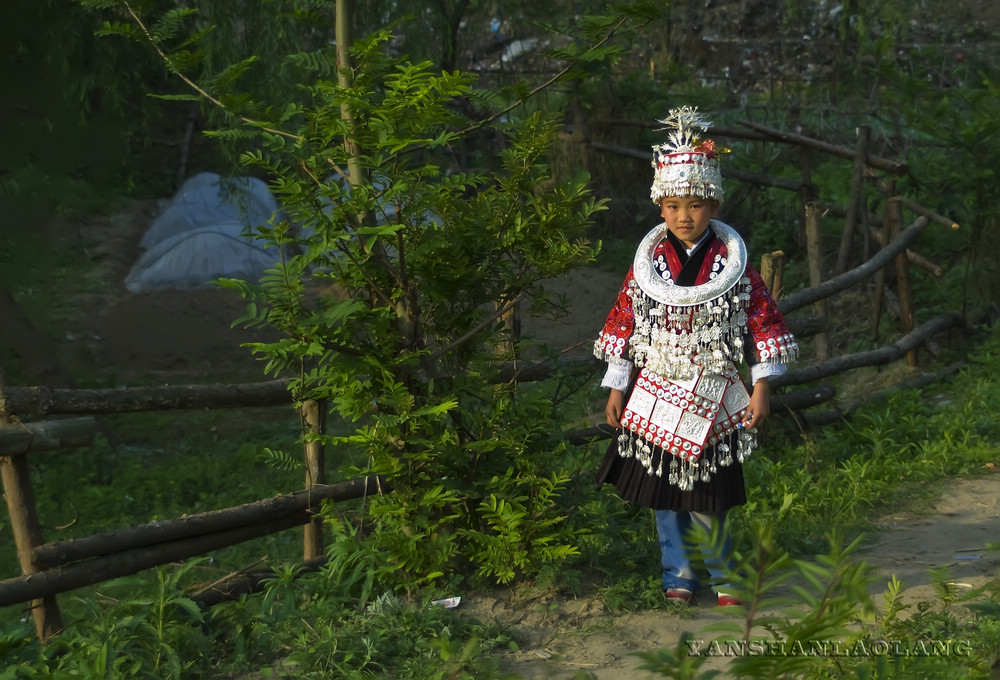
[126,172,281,293]
[125,223,279,292]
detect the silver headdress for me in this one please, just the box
[649,106,725,204]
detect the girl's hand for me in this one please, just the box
[605,389,625,428]
[743,379,771,429]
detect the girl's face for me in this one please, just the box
[660,196,718,249]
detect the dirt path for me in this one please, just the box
[457,475,1000,680]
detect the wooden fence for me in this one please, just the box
[0,120,973,642]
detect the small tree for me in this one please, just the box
[81,1,665,588]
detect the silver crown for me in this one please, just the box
[650,106,724,204]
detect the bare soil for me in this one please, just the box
[3,200,996,679]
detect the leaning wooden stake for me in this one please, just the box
[302,399,326,560]
[0,434,63,640]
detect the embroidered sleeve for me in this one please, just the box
[594,268,636,362]
[744,265,798,365]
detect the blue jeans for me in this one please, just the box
[655,509,734,594]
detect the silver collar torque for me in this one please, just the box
[632,219,747,307]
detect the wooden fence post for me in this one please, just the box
[836,125,871,274]
[0,431,63,640]
[804,202,832,360]
[886,189,918,367]
[302,399,326,560]
[760,251,786,299]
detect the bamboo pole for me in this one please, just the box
[302,399,326,561]
[817,200,945,276]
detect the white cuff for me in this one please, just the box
[751,361,787,385]
[601,358,633,391]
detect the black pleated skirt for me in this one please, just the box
[596,432,747,512]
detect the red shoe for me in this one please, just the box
[717,593,743,607]
[665,588,693,604]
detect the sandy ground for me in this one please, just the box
[3,202,999,678]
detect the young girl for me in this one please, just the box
[594,107,798,606]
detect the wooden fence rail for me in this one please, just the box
[0,476,387,608]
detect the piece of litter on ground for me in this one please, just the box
[954,555,982,560]
[431,597,461,608]
[953,583,974,588]
[533,651,552,659]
